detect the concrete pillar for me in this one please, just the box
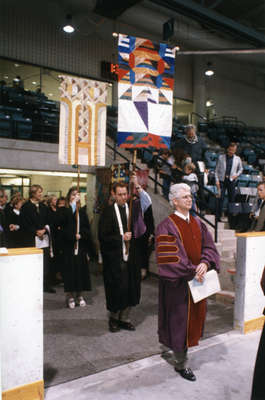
[234,232,265,334]
[0,248,43,399]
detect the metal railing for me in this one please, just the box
[106,142,219,242]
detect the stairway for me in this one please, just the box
[206,214,236,304]
[105,135,237,301]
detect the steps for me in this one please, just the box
[203,214,236,301]
[105,135,237,303]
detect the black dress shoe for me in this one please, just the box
[109,318,120,333]
[118,320,136,331]
[175,367,196,382]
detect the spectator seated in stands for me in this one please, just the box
[182,162,199,215]
[158,149,173,200]
[171,148,191,183]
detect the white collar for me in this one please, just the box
[174,210,190,223]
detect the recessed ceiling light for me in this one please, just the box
[14,64,20,67]
[63,24,75,33]
[32,81,37,85]
[63,14,75,33]
[112,32,118,38]
[49,93,53,96]
[205,62,214,77]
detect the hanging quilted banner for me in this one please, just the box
[117,34,175,150]
[59,75,108,166]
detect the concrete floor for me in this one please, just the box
[44,272,233,387]
[44,330,261,400]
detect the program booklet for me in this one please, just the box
[188,269,221,303]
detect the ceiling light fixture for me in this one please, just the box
[63,14,75,33]
[112,32,118,38]
[205,62,214,76]
[32,81,37,85]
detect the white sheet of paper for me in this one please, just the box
[188,269,221,303]
[35,234,49,249]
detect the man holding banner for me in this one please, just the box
[155,183,220,381]
[98,174,151,332]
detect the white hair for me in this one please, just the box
[168,183,191,207]
[185,124,196,133]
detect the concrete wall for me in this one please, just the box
[204,57,265,127]
[0,138,89,173]
[0,4,193,102]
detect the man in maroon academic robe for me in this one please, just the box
[156,183,220,382]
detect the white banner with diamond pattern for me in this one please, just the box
[59,76,108,166]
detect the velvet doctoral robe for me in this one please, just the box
[156,213,220,352]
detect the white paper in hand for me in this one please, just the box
[188,269,221,303]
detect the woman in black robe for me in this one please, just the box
[59,187,96,309]
[5,195,24,248]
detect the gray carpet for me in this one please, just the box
[44,268,233,387]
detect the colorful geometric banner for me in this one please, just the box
[117,34,175,150]
[59,76,108,166]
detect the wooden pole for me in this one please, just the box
[125,149,137,255]
[75,165,81,253]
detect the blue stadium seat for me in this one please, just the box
[0,113,12,137]
[204,150,218,169]
[13,115,32,139]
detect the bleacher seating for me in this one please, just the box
[0,83,59,143]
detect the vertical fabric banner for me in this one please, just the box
[59,76,108,166]
[117,34,175,150]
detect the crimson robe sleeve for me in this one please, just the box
[155,218,197,281]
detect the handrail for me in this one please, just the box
[106,142,219,242]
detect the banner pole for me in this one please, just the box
[74,164,81,254]
[125,149,137,254]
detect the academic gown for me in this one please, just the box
[59,206,96,293]
[20,200,51,247]
[4,208,23,248]
[156,214,220,352]
[98,201,145,313]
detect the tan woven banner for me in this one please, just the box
[59,76,108,166]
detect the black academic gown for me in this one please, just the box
[59,205,96,293]
[0,209,6,247]
[20,200,52,289]
[4,207,23,248]
[98,203,142,313]
[20,200,51,247]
